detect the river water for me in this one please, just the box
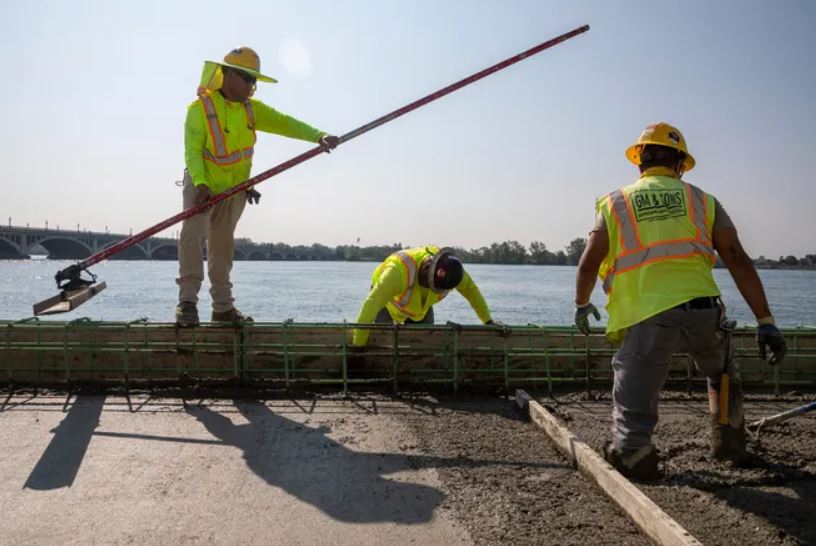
[2,260,814,326]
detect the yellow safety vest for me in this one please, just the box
[373,246,449,322]
[198,93,256,167]
[597,171,720,341]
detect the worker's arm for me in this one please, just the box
[351,266,404,347]
[573,225,607,334]
[575,228,608,305]
[455,271,492,323]
[713,226,772,320]
[184,103,210,188]
[251,99,325,143]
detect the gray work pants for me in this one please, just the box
[611,305,742,451]
[175,171,247,312]
[375,306,435,325]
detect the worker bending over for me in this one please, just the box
[352,246,495,346]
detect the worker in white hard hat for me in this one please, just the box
[175,47,340,327]
[573,122,786,480]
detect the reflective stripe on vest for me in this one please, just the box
[199,95,256,166]
[392,251,418,311]
[602,183,714,293]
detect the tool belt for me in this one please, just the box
[674,296,721,311]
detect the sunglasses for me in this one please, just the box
[226,67,256,85]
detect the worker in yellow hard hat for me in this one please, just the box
[175,47,340,327]
[351,246,496,347]
[572,122,786,480]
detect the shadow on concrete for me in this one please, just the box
[185,400,566,524]
[24,394,105,490]
[675,460,816,545]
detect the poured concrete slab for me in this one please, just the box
[0,394,470,545]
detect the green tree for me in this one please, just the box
[565,237,587,265]
[529,241,554,265]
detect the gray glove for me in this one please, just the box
[574,303,601,335]
[246,189,261,205]
[757,323,786,365]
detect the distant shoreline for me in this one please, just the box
[3,256,814,270]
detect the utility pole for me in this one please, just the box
[45,220,48,230]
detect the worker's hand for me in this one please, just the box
[194,184,213,206]
[757,323,786,365]
[246,189,261,205]
[319,134,340,153]
[485,319,505,327]
[574,302,601,335]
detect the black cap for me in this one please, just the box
[433,254,464,290]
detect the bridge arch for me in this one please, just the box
[150,245,178,260]
[0,238,24,259]
[37,237,94,260]
[109,244,149,260]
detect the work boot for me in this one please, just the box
[175,302,200,327]
[710,414,748,466]
[603,441,662,481]
[211,307,253,327]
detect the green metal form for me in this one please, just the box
[1,320,814,392]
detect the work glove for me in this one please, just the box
[485,319,505,327]
[574,302,601,335]
[319,134,340,153]
[246,189,261,205]
[757,323,786,365]
[194,184,213,206]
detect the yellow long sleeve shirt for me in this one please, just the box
[185,92,325,195]
[352,263,492,346]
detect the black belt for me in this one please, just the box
[674,296,720,311]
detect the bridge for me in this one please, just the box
[0,225,274,261]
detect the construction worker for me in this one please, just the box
[175,47,339,326]
[574,122,787,480]
[352,246,495,346]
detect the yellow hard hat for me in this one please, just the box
[625,122,695,172]
[218,46,277,83]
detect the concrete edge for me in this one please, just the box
[515,389,702,546]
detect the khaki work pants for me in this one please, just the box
[611,305,744,452]
[176,171,246,313]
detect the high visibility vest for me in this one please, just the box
[597,173,720,341]
[374,246,449,322]
[198,93,256,167]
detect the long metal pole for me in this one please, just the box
[56,25,589,282]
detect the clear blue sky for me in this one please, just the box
[2,0,814,257]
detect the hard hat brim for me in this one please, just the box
[625,144,695,172]
[211,60,277,83]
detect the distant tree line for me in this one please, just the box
[754,254,816,269]
[237,238,815,269]
[237,238,589,265]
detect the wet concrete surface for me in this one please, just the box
[2,389,811,545]
[543,390,816,546]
